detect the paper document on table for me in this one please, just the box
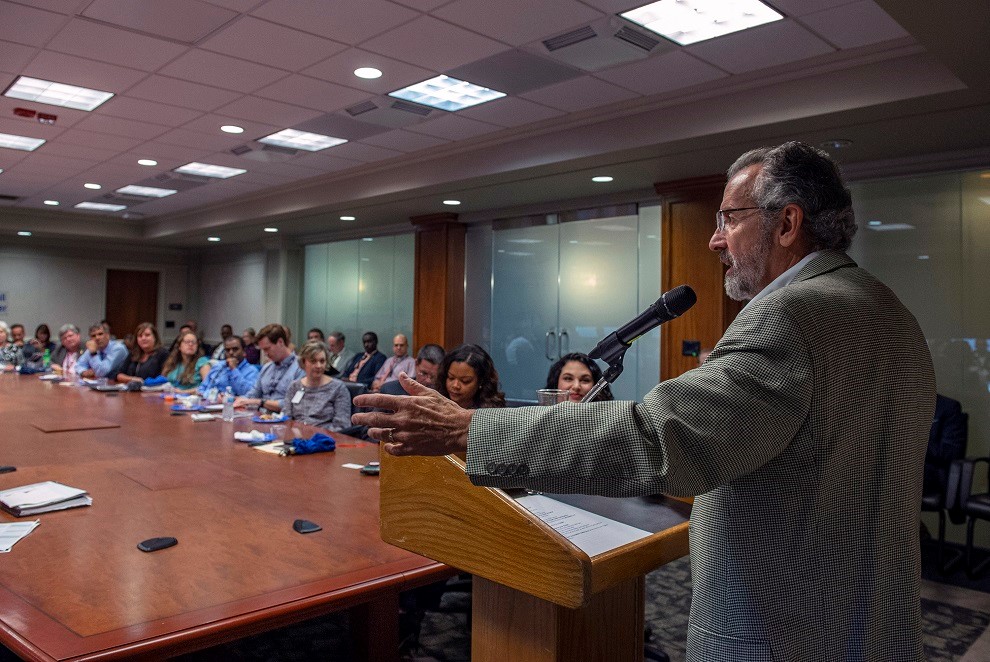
[514,493,651,557]
[0,481,92,517]
[0,520,40,552]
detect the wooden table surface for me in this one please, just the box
[0,373,450,661]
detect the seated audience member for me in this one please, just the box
[242,327,261,365]
[283,340,351,431]
[0,322,22,370]
[76,323,128,379]
[545,352,614,403]
[9,323,25,347]
[122,333,136,354]
[198,336,260,397]
[380,344,444,395]
[326,331,353,375]
[162,330,210,391]
[234,323,304,412]
[51,324,83,376]
[210,324,234,361]
[371,334,416,391]
[307,328,325,342]
[22,323,56,364]
[342,332,386,388]
[115,323,170,385]
[99,319,115,339]
[438,344,506,409]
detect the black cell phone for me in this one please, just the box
[360,462,380,476]
[293,519,322,534]
[137,537,178,552]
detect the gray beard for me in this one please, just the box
[722,237,772,302]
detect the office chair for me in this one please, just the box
[921,395,968,573]
[958,454,990,578]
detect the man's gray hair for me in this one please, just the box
[0,321,9,337]
[728,141,856,252]
[58,323,79,338]
[329,331,345,344]
[416,343,445,366]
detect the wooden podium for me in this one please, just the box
[380,451,691,661]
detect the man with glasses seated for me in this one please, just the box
[199,335,260,397]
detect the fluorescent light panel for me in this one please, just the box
[175,162,246,179]
[621,0,783,46]
[258,129,346,152]
[0,132,45,151]
[4,76,114,111]
[116,185,177,198]
[389,75,505,112]
[75,202,126,212]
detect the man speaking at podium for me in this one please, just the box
[353,142,935,662]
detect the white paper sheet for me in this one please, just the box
[0,520,40,553]
[514,493,652,557]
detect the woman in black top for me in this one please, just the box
[116,323,169,384]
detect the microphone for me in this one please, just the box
[588,285,697,365]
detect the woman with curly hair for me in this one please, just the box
[161,330,210,391]
[545,352,613,403]
[438,344,505,409]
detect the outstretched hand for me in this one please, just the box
[351,373,473,456]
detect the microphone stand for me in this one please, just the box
[580,349,626,404]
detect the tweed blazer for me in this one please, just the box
[467,251,935,662]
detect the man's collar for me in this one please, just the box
[743,251,820,312]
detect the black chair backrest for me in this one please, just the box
[342,380,367,402]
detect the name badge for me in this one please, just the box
[291,389,304,404]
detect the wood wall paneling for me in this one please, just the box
[105,269,159,339]
[412,213,465,351]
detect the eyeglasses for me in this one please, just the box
[715,206,762,233]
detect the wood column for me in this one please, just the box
[656,175,743,381]
[411,212,465,351]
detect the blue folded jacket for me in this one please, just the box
[287,433,336,455]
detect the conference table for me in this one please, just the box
[0,373,452,661]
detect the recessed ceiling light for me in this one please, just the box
[389,75,506,112]
[17,231,32,237]
[0,169,4,174]
[362,237,374,242]
[340,215,356,221]
[3,76,114,111]
[443,200,461,206]
[75,202,126,212]
[820,139,853,150]
[174,162,247,179]
[138,159,157,166]
[258,129,346,152]
[354,67,383,79]
[43,200,59,206]
[207,237,221,242]
[868,220,882,226]
[84,183,101,190]
[116,184,177,198]
[917,255,930,260]
[621,0,782,46]
[264,227,278,233]
[0,132,45,151]
[592,176,614,183]
[221,125,244,134]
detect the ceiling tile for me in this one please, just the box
[0,1,66,47]
[407,113,500,140]
[457,96,564,127]
[23,50,149,94]
[519,75,639,112]
[321,141,403,163]
[201,0,258,10]
[280,151,361,172]
[47,19,189,72]
[577,0,644,12]
[0,97,89,129]
[36,141,119,163]
[766,0,858,17]
[0,39,38,74]
[57,128,143,152]
[448,50,582,95]
[303,48,435,95]
[179,114,279,139]
[200,16,346,71]
[126,76,242,112]
[434,0,603,47]
[254,75,372,113]
[799,1,910,49]
[361,16,509,72]
[73,114,170,141]
[12,153,99,177]
[81,0,238,44]
[98,97,203,127]
[215,95,323,127]
[128,140,209,162]
[160,49,288,93]
[251,0,420,45]
[391,0,447,9]
[0,115,65,139]
[596,50,728,96]
[155,127,242,151]
[361,128,450,152]
[686,19,834,75]
[9,0,89,13]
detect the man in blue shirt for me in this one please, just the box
[76,323,128,379]
[233,323,304,412]
[199,336,259,397]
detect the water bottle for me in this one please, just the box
[42,348,50,368]
[222,387,235,422]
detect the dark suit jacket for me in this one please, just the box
[468,251,936,661]
[342,351,386,387]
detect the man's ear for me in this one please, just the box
[777,203,805,248]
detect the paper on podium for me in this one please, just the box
[514,493,651,557]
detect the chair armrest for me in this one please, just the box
[958,457,990,509]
